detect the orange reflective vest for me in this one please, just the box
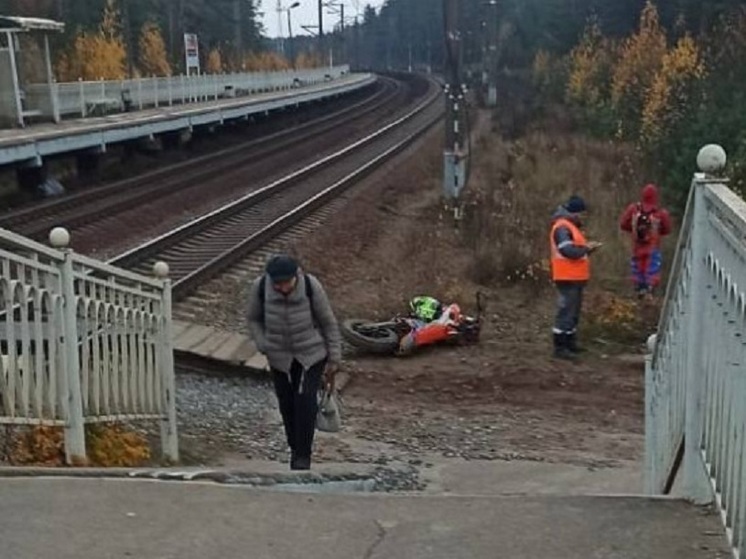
[550,218,590,282]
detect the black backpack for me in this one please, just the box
[258,274,315,324]
[634,205,653,243]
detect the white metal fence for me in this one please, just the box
[0,227,177,464]
[24,66,349,121]
[646,147,746,558]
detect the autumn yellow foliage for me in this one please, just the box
[206,48,223,73]
[585,292,652,343]
[138,21,171,77]
[244,51,291,71]
[641,35,705,143]
[595,295,638,326]
[56,0,127,81]
[6,424,151,467]
[7,426,65,466]
[532,49,552,87]
[295,51,322,69]
[87,425,151,467]
[567,19,616,107]
[610,1,667,139]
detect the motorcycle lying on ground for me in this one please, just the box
[341,293,484,356]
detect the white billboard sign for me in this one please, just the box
[184,33,200,75]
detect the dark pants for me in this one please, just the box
[272,358,326,459]
[554,282,584,335]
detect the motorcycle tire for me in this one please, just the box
[341,319,400,354]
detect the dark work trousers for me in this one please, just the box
[553,282,585,335]
[272,358,326,459]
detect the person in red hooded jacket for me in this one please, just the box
[619,184,672,297]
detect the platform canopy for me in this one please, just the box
[0,16,64,33]
[0,15,64,127]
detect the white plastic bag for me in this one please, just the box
[316,389,341,432]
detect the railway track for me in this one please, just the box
[170,195,356,326]
[0,75,402,242]
[109,74,443,303]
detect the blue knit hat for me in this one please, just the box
[564,195,587,214]
[266,254,298,282]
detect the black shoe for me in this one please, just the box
[553,347,576,360]
[553,333,576,360]
[290,455,311,470]
[566,333,586,354]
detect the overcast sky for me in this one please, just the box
[259,0,384,38]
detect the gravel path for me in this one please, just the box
[172,370,427,492]
[174,370,287,464]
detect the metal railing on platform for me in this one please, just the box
[0,226,177,464]
[646,144,746,558]
[21,66,349,122]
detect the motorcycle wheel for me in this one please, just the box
[341,319,400,354]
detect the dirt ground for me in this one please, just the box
[288,104,659,470]
[0,86,658,476]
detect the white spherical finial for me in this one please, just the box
[697,144,727,174]
[153,261,170,279]
[646,334,657,354]
[49,227,70,248]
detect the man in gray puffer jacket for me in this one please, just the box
[247,254,342,470]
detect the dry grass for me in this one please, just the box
[298,105,662,350]
[463,129,647,294]
[457,115,667,348]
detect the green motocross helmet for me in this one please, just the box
[409,296,443,322]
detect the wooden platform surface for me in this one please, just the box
[172,320,268,372]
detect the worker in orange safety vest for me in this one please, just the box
[549,195,603,360]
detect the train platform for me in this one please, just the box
[0,72,376,167]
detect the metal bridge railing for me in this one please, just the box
[0,226,177,464]
[646,145,746,558]
[23,65,350,121]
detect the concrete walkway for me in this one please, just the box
[0,478,730,559]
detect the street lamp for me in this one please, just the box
[286,1,301,67]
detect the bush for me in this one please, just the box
[462,129,642,293]
[2,424,152,467]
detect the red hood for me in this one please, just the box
[641,184,659,212]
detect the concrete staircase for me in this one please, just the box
[0,460,731,559]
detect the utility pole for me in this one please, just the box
[277,0,284,56]
[234,0,243,63]
[442,0,468,218]
[353,15,359,70]
[340,3,345,65]
[287,9,294,64]
[385,8,392,70]
[485,0,498,107]
[122,0,135,79]
[177,0,186,72]
[167,0,175,62]
[318,0,325,65]
[325,2,346,65]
